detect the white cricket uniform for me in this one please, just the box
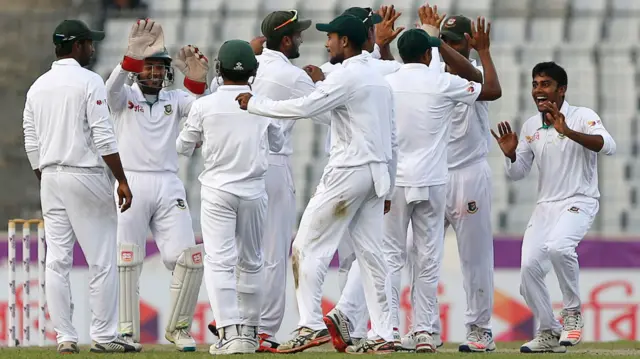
[246,53,398,342]
[318,50,401,338]
[384,63,482,333]
[176,84,285,329]
[105,64,198,270]
[507,101,615,332]
[251,48,317,337]
[23,58,119,344]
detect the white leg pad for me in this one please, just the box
[166,244,204,332]
[117,243,144,342]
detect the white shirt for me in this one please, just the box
[505,101,616,203]
[247,53,398,199]
[23,58,118,170]
[253,48,317,157]
[385,63,482,187]
[441,60,492,170]
[176,85,285,199]
[106,64,196,173]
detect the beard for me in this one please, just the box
[329,52,345,65]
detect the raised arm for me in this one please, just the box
[105,64,131,113]
[492,121,534,181]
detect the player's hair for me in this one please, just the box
[54,39,88,57]
[219,67,256,82]
[400,48,430,65]
[532,62,568,88]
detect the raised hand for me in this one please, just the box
[375,5,405,47]
[236,93,253,110]
[417,3,446,37]
[491,121,518,160]
[464,17,491,52]
[303,65,325,83]
[540,101,570,135]
[174,45,209,94]
[123,19,165,73]
[250,36,267,55]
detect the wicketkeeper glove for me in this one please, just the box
[122,19,165,73]
[421,23,440,38]
[174,45,210,95]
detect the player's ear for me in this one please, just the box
[558,84,567,98]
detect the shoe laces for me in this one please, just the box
[562,310,581,330]
[176,328,192,339]
[467,326,482,343]
[535,330,558,343]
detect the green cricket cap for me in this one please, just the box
[397,28,441,59]
[53,19,105,45]
[341,7,382,28]
[261,10,312,38]
[217,40,258,72]
[440,15,472,42]
[316,14,368,47]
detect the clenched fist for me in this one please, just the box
[236,93,253,110]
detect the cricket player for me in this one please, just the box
[177,39,285,355]
[251,10,314,352]
[22,19,138,353]
[105,19,210,351]
[236,13,398,354]
[492,62,615,353]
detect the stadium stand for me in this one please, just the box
[2,0,639,236]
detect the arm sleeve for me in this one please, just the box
[22,95,39,170]
[386,95,398,200]
[177,90,197,119]
[105,64,131,113]
[440,73,482,105]
[291,72,334,126]
[246,71,349,122]
[579,109,617,155]
[267,120,285,152]
[176,101,203,157]
[504,126,535,181]
[87,77,118,156]
[372,58,402,76]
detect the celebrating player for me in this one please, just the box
[492,62,616,353]
[177,39,285,355]
[105,19,210,351]
[236,13,397,354]
[23,19,136,353]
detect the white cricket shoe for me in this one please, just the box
[415,331,436,353]
[90,335,142,353]
[240,325,259,352]
[210,325,253,355]
[520,330,567,353]
[459,325,496,352]
[400,332,416,351]
[165,328,196,352]
[392,328,402,350]
[559,309,584,346]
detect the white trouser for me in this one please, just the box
[335,258,370,338]
[293,165,393,342]
[200,187,267,328]
[40,166,118,344]
[385,185,446,333]
[520,196,598,333]
[116,171,196,269]
[260,155,296,337]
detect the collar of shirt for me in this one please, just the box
[52,58,81,68]
[539,100,569,130]
[400,63,429,70]
[342,53,368,67]
[131,82,170,103]
[217,84,252,92]
[260,48,292,64]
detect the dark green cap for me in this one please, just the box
[261,10,312,38]
[316,14,368,47]
[342,7,382,28]
[217,40,258,72]
[53,19,105,45]
[397,28,441,59]
[440,15,472,42]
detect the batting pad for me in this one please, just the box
[117,243,144,342]
[166,244,204,333]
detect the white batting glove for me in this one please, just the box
[122,19,165,73]
[174,45,209,95]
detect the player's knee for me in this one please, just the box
[546,243,576,263]
[237,256,263,274]
[520,258,543,279]
[46,257,73,275]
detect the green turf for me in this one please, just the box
[1,342,639,358]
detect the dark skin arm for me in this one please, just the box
[462,17,501,101]
[34,169,41,181]
[541,101,605,152]
[102,152,133,212]
[375,5,404,61]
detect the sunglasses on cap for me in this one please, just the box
[362,7,375,23]
[274,10,298,30]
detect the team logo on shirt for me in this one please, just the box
[568,206,580,213]
[176,199,186,209]
[128,100,144,113]
[526,132,540,143]
[587,120,601,127]
[164,104,173,115]
[467,201,478,214]
[466,83,476,93]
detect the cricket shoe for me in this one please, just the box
[415,331,437,353]
[345,338,395,354]
[433,333,443,348]
[210,325,253,355]
[520,330,567,353]
[240,325,260,353]
[459,325,496,352]
[559,309,584,346]
[323,308,352,352]
[57,341,80,354]
[392,328,402,350]
[258,333,279,353]
[165,328,196,352]
[399,332,417,351]
[277,327,331,353]
[89,335,142,353]
[208,320,219,337]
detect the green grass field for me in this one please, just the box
[2,341,640,358]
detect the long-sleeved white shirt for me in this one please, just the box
[176,85,285,200]
[247,53,398,199]
[23,58,118,170]
[253,48,317,157]
[505,101,616,203]
[106,64,197,173]
[385,63,482,187]
[440,60,492,170]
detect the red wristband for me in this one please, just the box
[121,56,144,73]
[184,77,206,95]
